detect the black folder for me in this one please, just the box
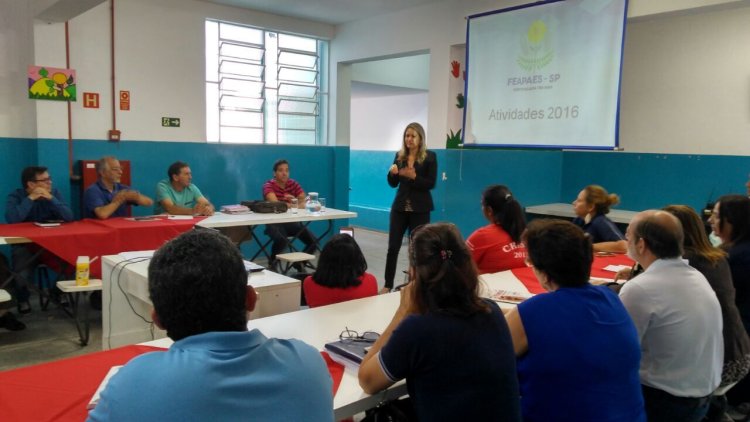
[324,339,373,364]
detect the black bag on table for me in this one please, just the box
[241,200,288,214]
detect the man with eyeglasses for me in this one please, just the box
[3,166,73,323]
[83,156,153,219]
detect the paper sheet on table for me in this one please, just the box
[244,260,265,272]
[88,365,122,409]
[590,277,616,284]
[602,264,631,273]
[167,215,193,220]
[490,289,534,304]
[118,250,155,260]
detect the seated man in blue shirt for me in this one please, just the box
[83,156,152,219]
[154,161,214,215]
[4,166,74,316]
[88,229,334,421]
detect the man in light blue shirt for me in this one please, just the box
[88,230,334,421]
[154,161,214,215]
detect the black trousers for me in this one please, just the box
[264,222,316,259]
[641,385,711,422]
[384,210,430,289]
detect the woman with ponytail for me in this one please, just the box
[572,184,628,253]
[358,223,520,421]
[467,185,527,274]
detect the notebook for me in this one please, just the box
[324,339,374,364]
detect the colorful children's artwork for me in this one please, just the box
[28,66,77,101]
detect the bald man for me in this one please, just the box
[620,210,723,422]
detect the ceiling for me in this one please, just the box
[202,0,442,25]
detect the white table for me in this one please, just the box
[197,208,357,261]
[0,236,31,245]
[197,207,357,228]
[56,279,103,346]
[139,270,527,419]
[525,202,638,224]
[101,254,303,350]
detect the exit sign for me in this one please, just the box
[161,117,180,127]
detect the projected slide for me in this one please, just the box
[464,0,627,149]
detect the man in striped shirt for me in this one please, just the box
[262,159,316,267]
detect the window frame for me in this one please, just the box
[205,20,328,145]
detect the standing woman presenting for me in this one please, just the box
[383,122,437,293]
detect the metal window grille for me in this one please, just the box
[206,20,324,145]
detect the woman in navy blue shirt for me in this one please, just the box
[359,223,520,421]
[572,184,627,253]
[505,219,645,422]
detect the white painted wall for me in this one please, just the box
[0,0,37,138]
[331,0,472,149]
[4,0,748,152]
[350,82,428,151]
[330,0,750,155]
[351,54,430,90]
[31,0,333,142]
[619,5,750,155]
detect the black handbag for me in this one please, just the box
[362,398,415,422]
[241,200,288,214]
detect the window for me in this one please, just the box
[206,20,328,145]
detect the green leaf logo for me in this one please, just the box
[517,20,554,72]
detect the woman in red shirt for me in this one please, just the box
[466,185,527,274]
[303,234,378,307]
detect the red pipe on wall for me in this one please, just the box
[110,0,116,134]
[65,21,78,180]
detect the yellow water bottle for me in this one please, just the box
[76,256,90,286]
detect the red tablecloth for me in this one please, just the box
[0,217,204,277]
[89,217,205,256]
[510,254,635,294]
[0,345,163,422]
[0,346,345,421]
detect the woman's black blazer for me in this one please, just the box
[387,150,437,213]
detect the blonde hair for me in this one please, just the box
[584,185,620,215]
[396,122,427,164]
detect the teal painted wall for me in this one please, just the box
[1,138,38,201]
[4,137,750,250]
[349,150,406,232]
[350,148,562,238]
[441,149,563,237]
[350,148,750,239]
[560,152,750,213]
[1,138,350,257]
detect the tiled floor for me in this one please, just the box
[0,227,407,371]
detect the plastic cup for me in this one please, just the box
[319,198,326,212]
[290,198,298,214]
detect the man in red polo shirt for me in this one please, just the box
[262,159,316,268]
